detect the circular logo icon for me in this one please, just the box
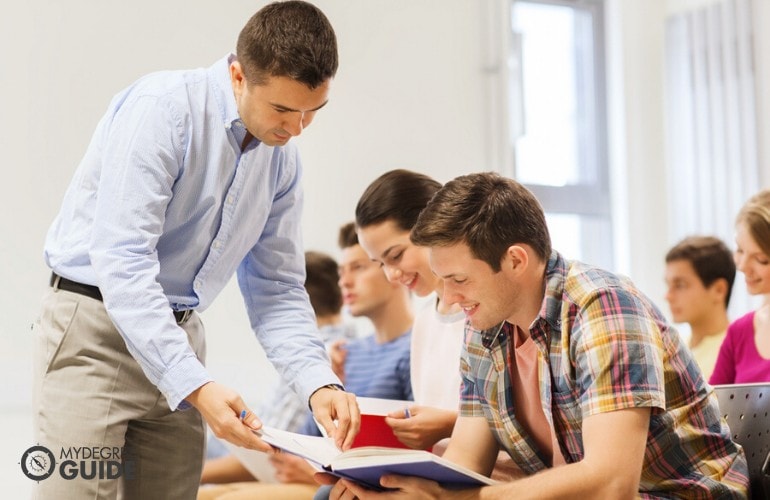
[21,445,56,481]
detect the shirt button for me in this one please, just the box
[213,241,222,249]
[226,196,234,205]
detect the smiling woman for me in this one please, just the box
[710,189,770,385]
[355,170,444,302]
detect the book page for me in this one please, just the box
[257,426,341,467]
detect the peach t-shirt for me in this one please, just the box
[508,323,565,467]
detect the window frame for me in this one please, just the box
[486,0,612,267]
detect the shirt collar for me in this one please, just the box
[209,53,244,130]
[478,250,565,349]
[539,250,566,333]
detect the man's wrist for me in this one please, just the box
[308,383,345,409]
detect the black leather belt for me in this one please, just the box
[50,273,194,325]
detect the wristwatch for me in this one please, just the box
[309,383,345,410]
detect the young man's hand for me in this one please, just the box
[385,405,457,450]
[269,452,317,484]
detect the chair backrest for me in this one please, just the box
[713,383,770,500]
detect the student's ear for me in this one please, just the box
[504,245,529,274]
[709,278,729,306]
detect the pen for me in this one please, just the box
[404,407,411,419]
[240,410,247,422]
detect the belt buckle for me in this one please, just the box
[176,309,193,325]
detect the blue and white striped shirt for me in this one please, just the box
[44,54,340,410]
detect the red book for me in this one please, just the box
[351,397,417,450]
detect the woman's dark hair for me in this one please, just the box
[355,169,442,232]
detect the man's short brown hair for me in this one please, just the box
[338,222,358,249]
[236,0,338,88]
[411,172,551,272]
[304,250,342,317]
[665,236,736,308]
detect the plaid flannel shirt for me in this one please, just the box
[460,251,748,498]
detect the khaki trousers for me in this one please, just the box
[32,287,206,499]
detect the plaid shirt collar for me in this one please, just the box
[479,250,565,351]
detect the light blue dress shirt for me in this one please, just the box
[44,54,340,410]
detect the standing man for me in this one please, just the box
[664,236,735,379]
[322,172,748,498]
[35,2,358,498]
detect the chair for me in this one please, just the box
[713,383,770,500]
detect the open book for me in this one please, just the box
[256,425,498,490]
[224,397,417,483]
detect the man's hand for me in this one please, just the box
[269,452,317,484]
[309,386,360,450]
[385,405,457,450]
[185,381,272,452]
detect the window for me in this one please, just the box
[496,0,611,267]
[664,0,761,316]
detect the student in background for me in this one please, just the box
[710,188,770,384]
[201,223,414,500]
[200,251,357,487]
[321,172,748,499]
[664,236,736,379]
